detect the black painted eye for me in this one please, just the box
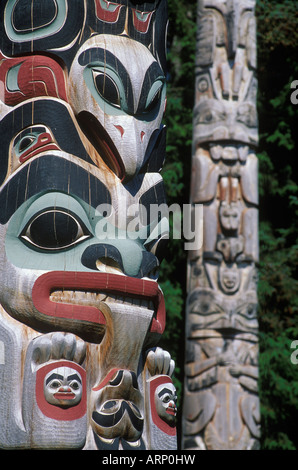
[49,380,62,390]
[19,136,35,152]
[20,209,90,251]
[92,70,120,108]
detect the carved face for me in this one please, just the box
[44,366,83,407]
[154,382,177,425]
[187,287,258,334]
[149,376,177,435]
[0,161,167,341]
[193,99,258,148]
[69,34,166,180]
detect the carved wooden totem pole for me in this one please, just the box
[0,0,177,450]
[182,0,260,450]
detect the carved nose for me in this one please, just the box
[81,244,159,279]
[81,244,124,273]
[59,386,72,392]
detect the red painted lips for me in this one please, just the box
[32,271,165,334]
[54,392,76,400]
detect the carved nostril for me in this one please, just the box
[81,244,124,273]
[137,251,159,279]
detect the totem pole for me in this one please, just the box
[182,0,260,450]
[0,0,177,450]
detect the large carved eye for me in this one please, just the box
[92,70,121,108]
[20,209,91,251]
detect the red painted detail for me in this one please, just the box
[0,52,67,106]
[54,392,76,400]
[114,124,124,138]
[166,406,177,416]
[95,0,123,23]
[140,131,145,142]
[35,361,86,421]
[132,10,153,34]
[92,367,120,391]
[19,132,60,163]
[32,272,165,334]
[149,376,177,436]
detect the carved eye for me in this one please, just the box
[18,135,36,152]
[69,380,80,391]
[92,70,121,108]
[48,380,62,390]
[20,209,90,251]
[198,109,226,124]
[145,86,162,112]
[237,303,257,319]
[161,393,171,403]
[236,104,257,127]
[144,80,164,113]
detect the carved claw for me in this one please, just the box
[146,347,175,377]
[31,332,86,366]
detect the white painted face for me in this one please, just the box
[44,366,83,408]
[68,34,166,181]
[154,382,177,425]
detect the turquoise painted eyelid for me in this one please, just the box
[11,192,94,238]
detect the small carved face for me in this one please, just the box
[219,265,240,294]
[44,367,83,408]
[154,382,177,425]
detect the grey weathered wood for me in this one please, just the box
[182,0,260,450]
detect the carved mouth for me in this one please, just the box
[54,393,76,400]
[32,272,165,335]
[166,406,177,416]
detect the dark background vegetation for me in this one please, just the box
[158,0,298,450]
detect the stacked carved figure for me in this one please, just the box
[0,0,177,450]
[182,0,260,450]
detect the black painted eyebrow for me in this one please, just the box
[45,373,64,386]
[0,155,111,224]
[67,373,82,384]
[158,388,173,398]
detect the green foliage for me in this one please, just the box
[256,0,298,450]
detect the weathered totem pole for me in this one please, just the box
[182,0,260,450]
[0,0,177,450]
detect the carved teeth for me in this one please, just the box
[49,290,155,312]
